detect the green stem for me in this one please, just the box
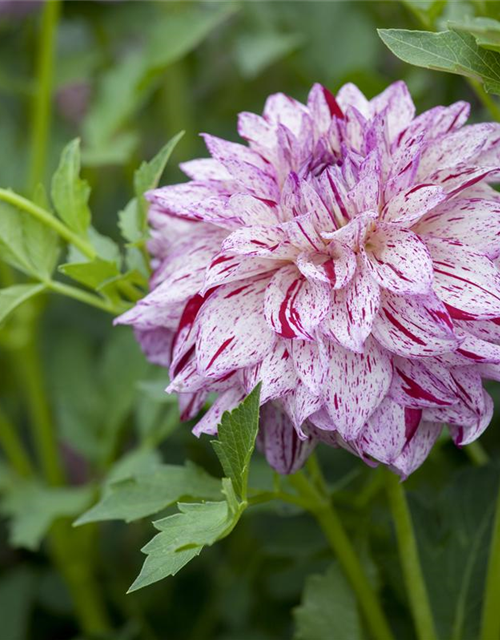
[465,440,490,467]
[49,521,112,636]
[385,471,437,640]
[480,482,500,640]
[28,0,62,192]
[47,279,129,315]
[0,406,34,477]
[289,471,395,640]
[0,188,96,259]
[17,336,65,486]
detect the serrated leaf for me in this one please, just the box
[378,28,500,94]
[75,462,221,524]
[0,284,46,324]
[294,562,364,640]
[128,500,237,592]
[211,384,261,501]
[1,482,93,550]
[58,258,120,291]
[134,131,184,229]
[118,198,141,243]
[51,139,91,236]
[0,200,59,278]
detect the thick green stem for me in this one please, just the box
[18,336,65,486]
[290,471,395,640]
[467,78,500,123]
[480,482,500,640]
[0,406,34,477]
[385,471,437,640]
[28,0,62,192]
[0,188,96,259]
[28,1,59,189]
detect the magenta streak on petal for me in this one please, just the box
[428,307,454,331]
[323,260,336,285]
[171,292,213,361]
[371,255,413,283]
[211,255,233,267]
[326,171,350,222]
[444,304,479,321]
[225,284,251,299]
[404,408,422,441]
[172,346,195,378]
[277,279,307,339]
[396,368,450,406]
[324,87,344,119]
[296,220,320,250]
[383,308,425,345]
[206,337,235,371]
[434,265,500,303]
[456,348,486,362]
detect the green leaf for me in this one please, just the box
[128,500,237,592]
[58,258,120,291]
[211,384,261,501]
[1,482,93,550]
[0,200,59,279]
[378,28,500,94]
[75,462,222,524]
[451,16,500,52]
[294,562,364,640]
[235,31,304,79]
[134,131,184,230]
[0,284,46,324]
[51,139,91,237]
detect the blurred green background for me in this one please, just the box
[1,2,500,639]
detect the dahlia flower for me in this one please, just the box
[118,81,500,478]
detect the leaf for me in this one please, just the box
[378,28,500,94]
[1,482,93,550]
[451,16,500,52]
[0,200,59,279]
[83,5,234,164]
[58,258,120,291]
[75,462,221,524]
[50,139,91,236]
[0,567,38,640]
[134,131,184,229]
[234,31,304,79]
[211,384,261,501]
[0,284,46,324]
[410,466,500,640]
[294,562,364,640]
[128,501,237,592]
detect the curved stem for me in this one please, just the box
[47,280,129,315]
[28,0,62,192]
[289,470,395,640]
[480,482,500,640]
[385,471,437,640]
[0,405,34,477]
[0,188,96,259]
[467,78,500,123]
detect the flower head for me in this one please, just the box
[119,81,500,478]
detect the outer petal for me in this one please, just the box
[192,388,246,436]
[227,194,280,227]
[204,253,281,291]
[448,392,493,446]
[390,421,442,479]
[321,337,393,440]
[263,93,308,136]
[289,339,324,395]
[196,276,275,378]
[362,224,434,295]
[372,290,459,358]
[147,183,232,226]
[389,358,457,409]
[355,398,422,465]
[264,265,331,340]
[336,83,371,118]
[280,383,323,432]
[426,237,500,319]
[370,81,415,142]
[242,340,298,403]
[134,327,173,368]
[221,225,290,258]
[321,262,380,353]
[415,198,500,260]
[258,403,315,475]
